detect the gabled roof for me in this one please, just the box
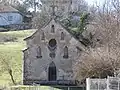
[0,4,19,13]
[24,18,52,40]
[24,17,84,46]
[24,17,86,50]
[24,18,73,41]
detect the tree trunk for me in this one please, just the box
[8,69,16,85]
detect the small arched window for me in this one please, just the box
[61,32,64,40]
[63,46,68,59]
[36,46,42,58]
[51,25,55,33]
[41,32,45,40]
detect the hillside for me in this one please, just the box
[0,30,34,85]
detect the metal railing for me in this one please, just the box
[86,76,120,90]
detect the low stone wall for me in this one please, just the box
[23,79,78,86]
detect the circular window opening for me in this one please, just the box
[49,39,57,47]
[48,39,57,51]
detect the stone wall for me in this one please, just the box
[23,19,84,85]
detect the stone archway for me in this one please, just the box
[48,62,57,81]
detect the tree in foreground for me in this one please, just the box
[74,0,120,83]
[74,47,120,82]
[0,52,21,85]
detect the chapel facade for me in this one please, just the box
[23,17,85,85]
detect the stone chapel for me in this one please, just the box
[23,18,85,85]
[23,1,85,85]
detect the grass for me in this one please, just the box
[0,28,65,90]
[11,85,63,90]
[0,30,81,90]
[0,29,35,86]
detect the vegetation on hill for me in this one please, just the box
[1,0,120,87]
[74,0,120,83]
[0,30,34,85]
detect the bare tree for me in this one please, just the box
[74,0,120,82]
[0,0,20,5]
[24,0,42,13]
[32,11,50,29]
[74,47,120,82]
[0,52,20,85]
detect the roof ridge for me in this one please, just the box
[24,18,52,40]
[24,18,84,47]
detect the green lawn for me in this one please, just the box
[0,30,34,85]
[11,86,63,90]
[0,30,81,90]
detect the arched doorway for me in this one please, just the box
[48,62,57,81]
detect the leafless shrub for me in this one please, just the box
[74,0,120,82]
[32,12,50,29]
[0,35,17,42]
